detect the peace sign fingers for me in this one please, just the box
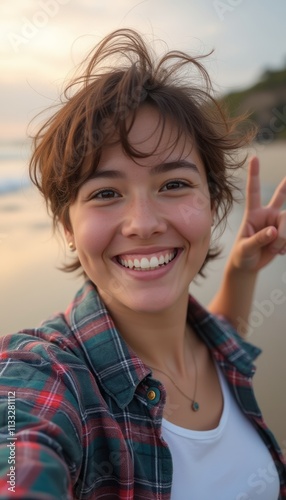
[241,155,286,263]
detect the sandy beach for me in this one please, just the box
[0,140,285,451]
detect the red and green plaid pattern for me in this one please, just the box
[0,280,285,499]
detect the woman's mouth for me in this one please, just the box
[116,249,179,271]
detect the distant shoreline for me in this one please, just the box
[0,140,285,198]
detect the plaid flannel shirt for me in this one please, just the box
[0,279,285,499]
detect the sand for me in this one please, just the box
[0,140,285,450]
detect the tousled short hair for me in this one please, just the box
[29,29,254,275]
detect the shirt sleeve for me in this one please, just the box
[0,331,84,499]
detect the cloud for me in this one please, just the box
[1,0,286,139]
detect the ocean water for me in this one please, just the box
[1,140,283,199]
[0,140,31,195]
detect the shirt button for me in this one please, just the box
[147,389,156,401]
[146,387,160,404]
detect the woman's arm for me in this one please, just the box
[208,156,286,334]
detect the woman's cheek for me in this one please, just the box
[176,208,212,240]
[175,190,212,226]
[78,212,121,260]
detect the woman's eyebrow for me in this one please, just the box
[87,170,125,180]
[90,160,199,180]
[150,160,199,175]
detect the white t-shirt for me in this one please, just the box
[161,366,280,500]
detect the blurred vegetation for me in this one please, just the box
[221,65,286,142]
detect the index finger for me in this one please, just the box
[246,156,261,211]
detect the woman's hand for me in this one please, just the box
[230,156,286,272]
[208,155,286,331]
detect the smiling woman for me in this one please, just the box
[0,29,286,500]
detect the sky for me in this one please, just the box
[0,0,286,140]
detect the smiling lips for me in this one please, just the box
[117,249,178,271]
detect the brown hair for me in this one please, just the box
[29,29,254,275]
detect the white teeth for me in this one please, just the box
[118,250,177,270]
[150,256,159,268]
[140,257,150,269]
[164,254,170,264]
[158,255,165,265]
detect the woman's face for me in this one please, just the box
[66,106,214,314]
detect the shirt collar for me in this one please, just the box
[66,280,261,408]
[186,295,261,376]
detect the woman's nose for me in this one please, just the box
[121,196,168,239]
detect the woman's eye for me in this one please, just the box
[161,180,190,191]
[92,189,120,199]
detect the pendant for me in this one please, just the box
[192,401,199,412]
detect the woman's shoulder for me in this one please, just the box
[0,309,103,412]
[0,311,77,364]
[0,280,97,359]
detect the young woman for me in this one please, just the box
[0,29,285,499]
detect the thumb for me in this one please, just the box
[242,226,278,256]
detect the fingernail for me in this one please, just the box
[266,228,274,238]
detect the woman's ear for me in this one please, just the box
[61,209,76,251]
[64,226,76,252]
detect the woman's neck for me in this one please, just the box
[103,291,194,372]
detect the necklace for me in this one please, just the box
[149,352,200,412]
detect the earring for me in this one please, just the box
[68,242,76,252]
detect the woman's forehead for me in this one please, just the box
[80,105,201,181]
[126,105,184,145]
[106,106,195,158]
